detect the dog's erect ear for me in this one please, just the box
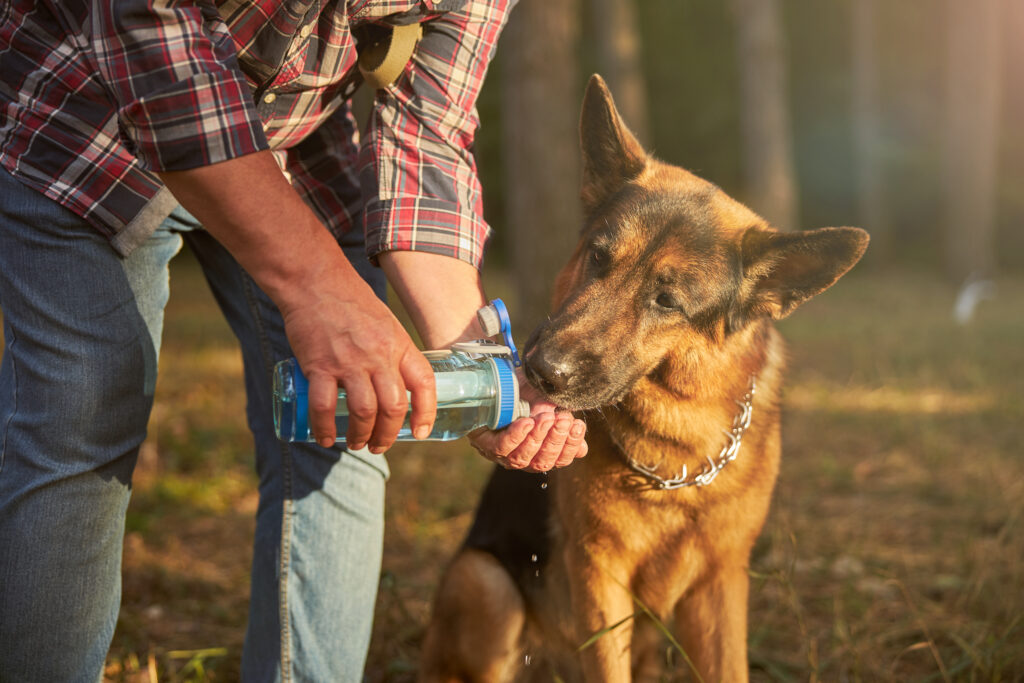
[579,74,647,213]
[730,227,869,329]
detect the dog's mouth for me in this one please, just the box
[522,346,635,412]
[526,380,616,412]
[522,361,558,399]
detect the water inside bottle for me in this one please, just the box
[333,397,496,441]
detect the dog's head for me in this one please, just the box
[522,75,869,410]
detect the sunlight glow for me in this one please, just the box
[785,384,996,415]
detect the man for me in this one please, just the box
[0,1,587,680]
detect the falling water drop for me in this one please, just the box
[540,481,548,490]
[530,554,538,563]
[524,654,532,666]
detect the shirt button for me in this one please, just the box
[263,93,277,104]
[299,23,312,39]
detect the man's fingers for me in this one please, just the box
[470,418,533,462]
[340,374,377,450]
[527,413,573,472]
[367,372,410,453]
[403,350,437,440]
[554,418,588,468]
[309,356,438,452]
[307,371,342,447]
[505,412,555,469]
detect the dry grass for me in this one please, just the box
[3,258,1021,681]
[743,271,1024,682]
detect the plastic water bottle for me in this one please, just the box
[272,300,530,443]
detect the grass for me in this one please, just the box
[3,257,1022,681]
[744,271,1024,682]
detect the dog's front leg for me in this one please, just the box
[568,556,636,682]
[673,564,751,683]
[418,549,526,683]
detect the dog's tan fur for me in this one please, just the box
[419,75,868,683]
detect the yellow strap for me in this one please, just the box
[358,22,423,90]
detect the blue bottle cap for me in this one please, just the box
[483,299,520,367]
[490,356,518,429]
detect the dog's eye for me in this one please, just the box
[655,292,676,310]
[589,247,608,270]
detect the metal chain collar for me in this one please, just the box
[624,376,756,490]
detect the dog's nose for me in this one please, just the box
[525,354,571,397]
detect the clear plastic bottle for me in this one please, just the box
[273,344,530,443]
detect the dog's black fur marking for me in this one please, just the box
[463,467,552,583]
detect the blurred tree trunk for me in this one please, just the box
[588,0,650,145]
[502,0,581,328]
[851,0,888,258]
[942,0,1002,283]
[731,0,799,230]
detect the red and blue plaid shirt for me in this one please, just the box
[0,0,511,267]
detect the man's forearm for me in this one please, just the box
[157,150,364,311]
[379,251,489,350]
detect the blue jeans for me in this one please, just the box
[0,168,389,682]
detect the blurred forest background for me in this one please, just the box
[2,0,1020,681]
[483,0,1024,329]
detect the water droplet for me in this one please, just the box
[534,569,540,577]
[540,482,548,489]
[530,553,538,563]
[524,654,532,666]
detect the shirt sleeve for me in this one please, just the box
[90,0,269,172]
[359,0,514,269]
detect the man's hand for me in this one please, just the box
[279,287,436,451]
[468,370,587,472]
[158,151,437,451]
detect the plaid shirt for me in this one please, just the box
[0,0,511,266]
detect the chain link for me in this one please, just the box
[625,376,756,490]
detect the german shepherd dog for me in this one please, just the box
[419,75,868,682]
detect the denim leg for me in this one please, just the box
[0,170,179,682]
[181,228,390,682]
